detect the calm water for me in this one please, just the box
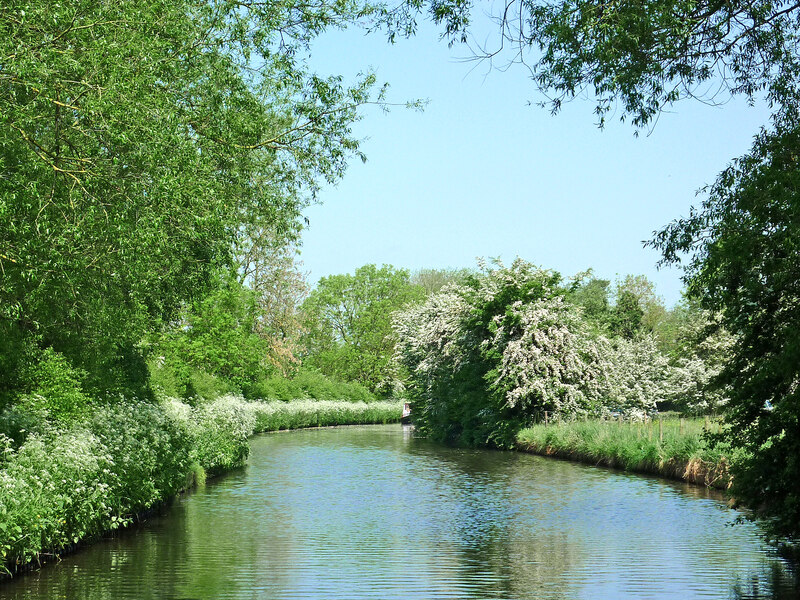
[1,425,798,600]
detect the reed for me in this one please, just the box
[516,418,734,488]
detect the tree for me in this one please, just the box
[383,0,800,127]
[567,271,611,325]
[650,113,800,543]
[152,274,271,399]
[611,290,644,339]
[300,264,424,393]
[0,0,378,401]
[393,259,605,446]
[235,225,309,374]
[661,304,734,414]
[598,334,671,418]
[410,267,474,295]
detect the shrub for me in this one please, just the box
[190,396,255,475]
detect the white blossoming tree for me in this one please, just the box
[488,297,604,418]
[393,259,605,446]
[664,308,734,415]
[597,334,671,420]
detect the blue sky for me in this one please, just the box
[302,20,771,307]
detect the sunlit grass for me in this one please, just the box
[516,418,735,487]
[250,399,403,432]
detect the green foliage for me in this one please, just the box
[151,275,274,399]
[611,290,644,339]
[0,0,378,400]
[301,264,424,393]
[245,368,377,403]
[2,347,91,425]
[567,272,611,326]
[516,418,733,485]
[650,114,800,543]
[386,0,800,127]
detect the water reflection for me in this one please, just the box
[1,425,798,600]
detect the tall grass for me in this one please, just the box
[516,418,736,488]
[250,399,402,431]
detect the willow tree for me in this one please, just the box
[384,0,800,127]
[0,0,379,400]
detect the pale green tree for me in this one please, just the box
[301,264,424,393]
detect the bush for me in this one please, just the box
[148,355,238,403]
[90,401,193,514]
[0,394,400,575]
[190,396,255,475]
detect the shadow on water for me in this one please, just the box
[731,563,799,600]
[1,424,799,600]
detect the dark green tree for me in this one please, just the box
[611,290,644,339]
[650,113,800,544]
[567,271,611,325]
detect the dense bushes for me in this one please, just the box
[393,259,732,447]
[0,400,193,572]
[247,369,376,403]
[0,396,401,575]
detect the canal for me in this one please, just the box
[1,425,797,599]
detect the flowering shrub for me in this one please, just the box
[489,297,604,416]
[0,396,401,575]
[392,259,729,445]
[90,401,193,514]
[0,427,117,570]
[191,396,255,475]
[249,399,401,431]
[664,309,734,414]
[596,334,671,419]
[393,259,605,446]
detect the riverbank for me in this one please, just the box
[0,397,402,578]
[515,418,733,489]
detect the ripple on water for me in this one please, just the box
[1,425,797,600]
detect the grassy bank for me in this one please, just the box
[250,399,402,432]
[515,418,735,488]
[0,397,401,577]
